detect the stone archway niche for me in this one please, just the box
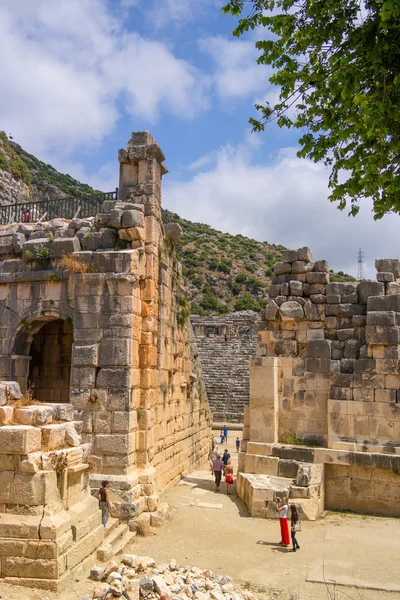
[26,318,73,402]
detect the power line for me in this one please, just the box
[357,248,365,281]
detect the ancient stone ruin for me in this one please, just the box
[0,132,212,591]
[238,248,400,520]
[191,312,259,423]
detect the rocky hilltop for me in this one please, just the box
[0,131,100,206]
[0,132,355,313]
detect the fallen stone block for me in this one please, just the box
[149,502,168,527]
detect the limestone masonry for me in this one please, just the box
[0,132,212,591]
[191,312,259,423]
[238,248,400,520]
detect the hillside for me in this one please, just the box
[0,131,101,204]
[0,132,355,314]
[165,211,355,315]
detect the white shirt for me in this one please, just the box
[280,504,288,518]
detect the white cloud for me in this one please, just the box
[164,135,400,279]
[198,35,270,102]
[146,0,222,29]
[0,0,209,157]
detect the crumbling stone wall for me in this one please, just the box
[0,382,103,592]
[0,132,212,540]
[191,312,259,423]
[239,247,400,518]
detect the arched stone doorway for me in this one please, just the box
[27,318,73,402]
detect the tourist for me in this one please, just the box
[274,496,290,547]
[220,428,224,444]
[210,444,219,474]
[290,504,301,552]
[213,454,224,492]
[224,458,234,495]
[224,333,228,342]
[236,437,240,452]
[97,480,112,529]
[223,424,228,442]
[222,448,231,466]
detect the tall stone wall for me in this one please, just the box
[191,312,259,423]
[0,131,212,564]
[238,247,400,519]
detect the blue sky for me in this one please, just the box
[1,0,398,277]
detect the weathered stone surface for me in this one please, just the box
[118,227,145,242]
[375,258,400,277]
[306,271,329,284]
[283,250,298,263]
[163,223,182,244]
[122,210,145,229]
[297,247,313,263]
[274,262,292,275]
[279,301,304,321]
[265,299,279,320]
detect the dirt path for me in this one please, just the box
[129,437,400,600]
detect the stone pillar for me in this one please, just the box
[249,356,279,444]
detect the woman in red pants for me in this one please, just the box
[274,497,290,547]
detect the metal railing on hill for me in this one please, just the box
[0,189,118,225]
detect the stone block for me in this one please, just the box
[306,272,329,284]
[15,406,53,426]
[275,340,297,356]
[367,294,400,312]
[367,311,396,327]
[292,261,307,274]
[72,344,99,367]
[264,300,279,321]
[279,301,304,321]
[386,282,400,295]
[163,223,182,244]
[313,260,329,272]
[297,247,313,263]
[377,272,395,282]
[40,424,67,450]
[289,280,302,296]
[0,235,14,254]
[306,340,331,358]
[283,250,298,263]
[303,299,321,320]
[344,339,361,358]
[0,381,22,403]
[365,326,399,346]
[326,294,341,304]
[95,434,128,455]
[274,262,292,275]
[122,210,145,229]
[98,338,131,367]
[0,425,42,454]
[109,208,123,229]
[118,227,145,242]
[375,258,400,277]
[278,459,299,479]
[97,367,130,388]
[0,406,14,425]
[52,404,75,421]
[325,303,365,317]
[310,294,326,304]
[357,281,384,304]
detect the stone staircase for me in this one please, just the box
[97,517,136,562]
[195,334,258,423]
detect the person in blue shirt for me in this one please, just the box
[222,449,231,466]
[223,425,228,442]
[236,437,240,452]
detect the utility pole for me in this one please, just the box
[357,248,365,281]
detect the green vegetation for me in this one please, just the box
[165,210,285,316]
[0,131,31,188]
[8,134,101,198]
[223,1,400,219]
[24,246,54,265]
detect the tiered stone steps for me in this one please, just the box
[195,334,258,422]
[97,517,136,562]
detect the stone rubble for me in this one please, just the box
[85,556,258,600]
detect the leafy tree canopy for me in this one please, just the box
[222,0,400,219]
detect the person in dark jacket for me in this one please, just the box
[290,504,301,552]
